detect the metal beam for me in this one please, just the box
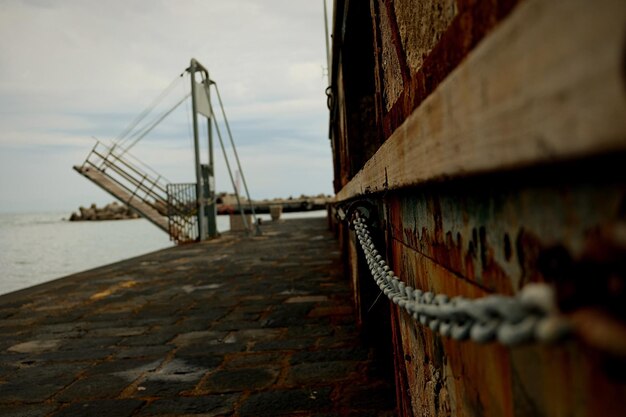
[189,59,207,240]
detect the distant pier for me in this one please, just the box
[216,196,333,215]
[0,217,393,416]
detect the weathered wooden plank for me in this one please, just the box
[336,0,626,201]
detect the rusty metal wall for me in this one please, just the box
[385,169,626,416]
[387,178,626,296]
[330,0,626,415]
[372,0,520,139]
[330,0,521,190]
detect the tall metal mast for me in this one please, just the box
[323,0,331,84]
[188,58,217,240]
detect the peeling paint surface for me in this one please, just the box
[378,0,405,111]
[393,0,457,74]
[330,1,626,415]
[388,182,626,295]
[382,176,626,416]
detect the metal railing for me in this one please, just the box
[84,142,168,208]
[166,183,199,243]
[79,141,197,243]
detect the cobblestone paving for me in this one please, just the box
[0,218,395,416]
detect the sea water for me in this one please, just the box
[0,210,326,296]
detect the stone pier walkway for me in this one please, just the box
[0,217,395,416]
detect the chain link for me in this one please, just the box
[352,212,571,345]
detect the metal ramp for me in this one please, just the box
[74,141,197,244]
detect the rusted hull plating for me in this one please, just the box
[385,177,626,416]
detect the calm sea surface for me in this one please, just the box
[0,210,326,296]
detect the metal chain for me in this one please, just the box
[352,212,571,345]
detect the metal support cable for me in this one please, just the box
[210,82,261,235]
[209,103,250,234]
[115,73,185,147]
[119,92,191,156]
[351,211,571,345]
[323,0,331,85]
[115,142,171,184]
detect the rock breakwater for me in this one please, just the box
[69,202,139,221]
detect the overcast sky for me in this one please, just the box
[0,0,333,213]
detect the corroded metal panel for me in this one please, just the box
[376,0,404,111]
[391,240,626,417]
[388,182,625,295]
[331,1,626,415]
[372,0,521,138]
[382,176,626,416]
[347,226,363,325]
[392,0,457,75]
